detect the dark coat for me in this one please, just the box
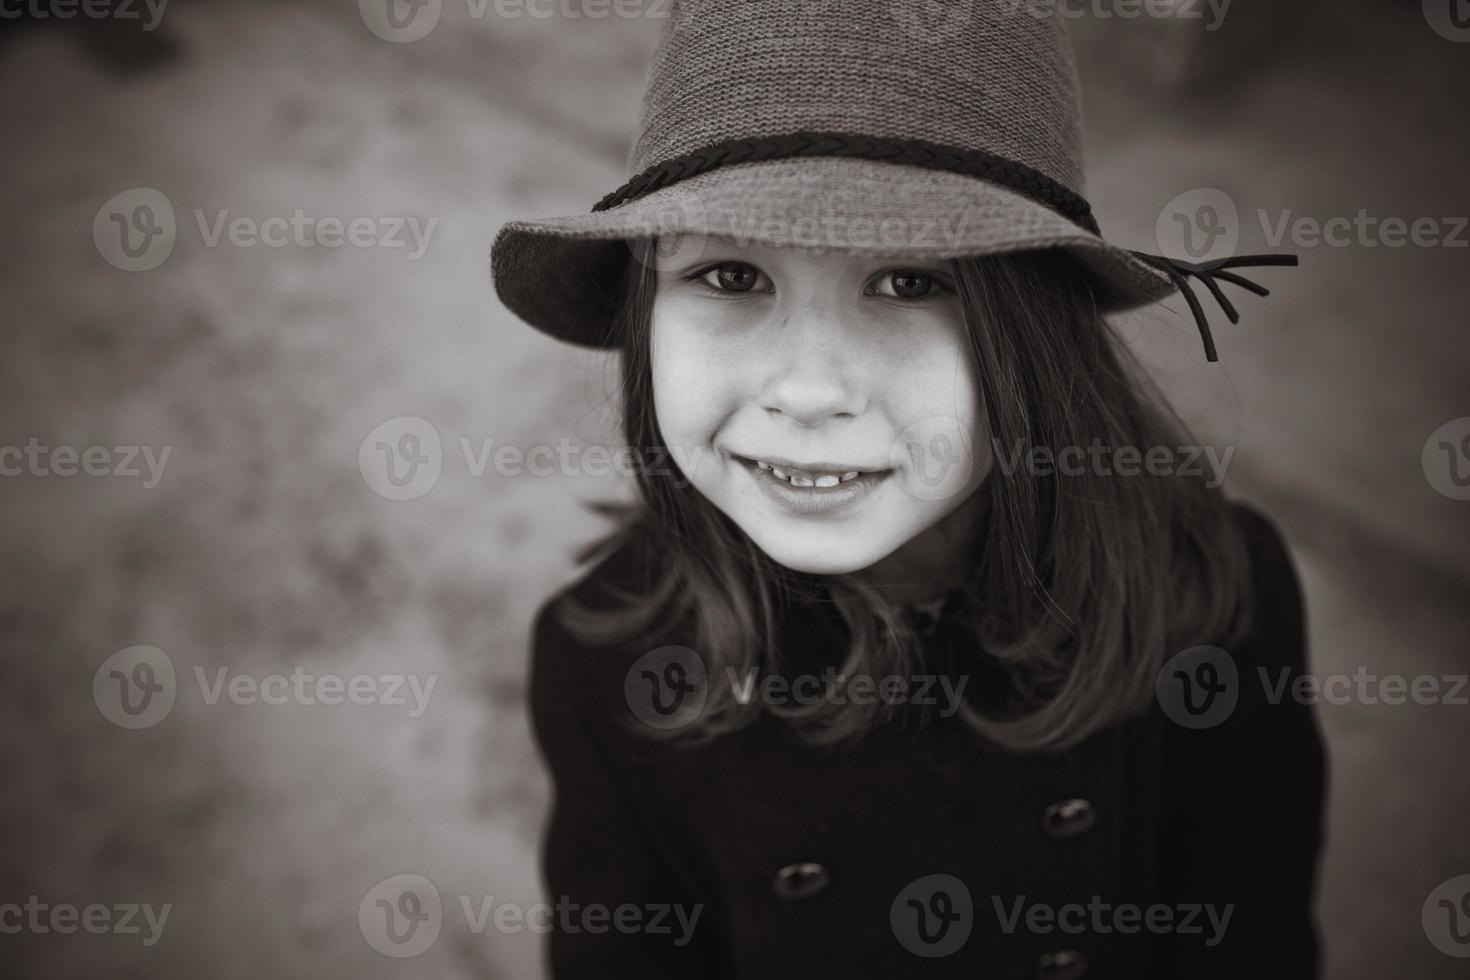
[526,502,1328,979]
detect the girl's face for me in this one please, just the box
[651,237,993,578]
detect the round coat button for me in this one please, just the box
[771,862,830,900]
[1036,948,1088,979]
[1039,798,1096,840]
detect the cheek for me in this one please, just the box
[885,327,991,499]
[892,326,986,434]
[650,306,725,454]
[957,350,987,446]
[943,340,990,479]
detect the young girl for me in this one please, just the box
[491,2,1326,977]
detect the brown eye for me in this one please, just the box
[699,262,765,293]
[880,270,938,299]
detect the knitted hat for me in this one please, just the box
[489,0,1295,361]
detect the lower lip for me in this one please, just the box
[735,456,891,516]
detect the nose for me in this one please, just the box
[758,311,866,427]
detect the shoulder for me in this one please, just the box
[1164,498,1323,776]
[532,529,645,638]
[1148,502,1327,975]
[1227,497,1288,555]
[528,525,675,712]
[526,526,706,784]
[1226,498,1307,659]
[1228,498,1299,594]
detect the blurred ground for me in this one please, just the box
[0,1,1467,977]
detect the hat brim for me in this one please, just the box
[490,156,1176,348]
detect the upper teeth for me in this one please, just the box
[755,460,862,486]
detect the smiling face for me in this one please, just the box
[650,237,993,584]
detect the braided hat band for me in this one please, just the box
[489,0,1297,361]
[593,131,1101,236]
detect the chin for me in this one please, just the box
[743,526,898,577]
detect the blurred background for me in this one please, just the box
[1,0,1467,976]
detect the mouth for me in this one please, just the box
[729,452,895,516]
[732,453,893,488]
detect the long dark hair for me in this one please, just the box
[553,240,1254,752]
